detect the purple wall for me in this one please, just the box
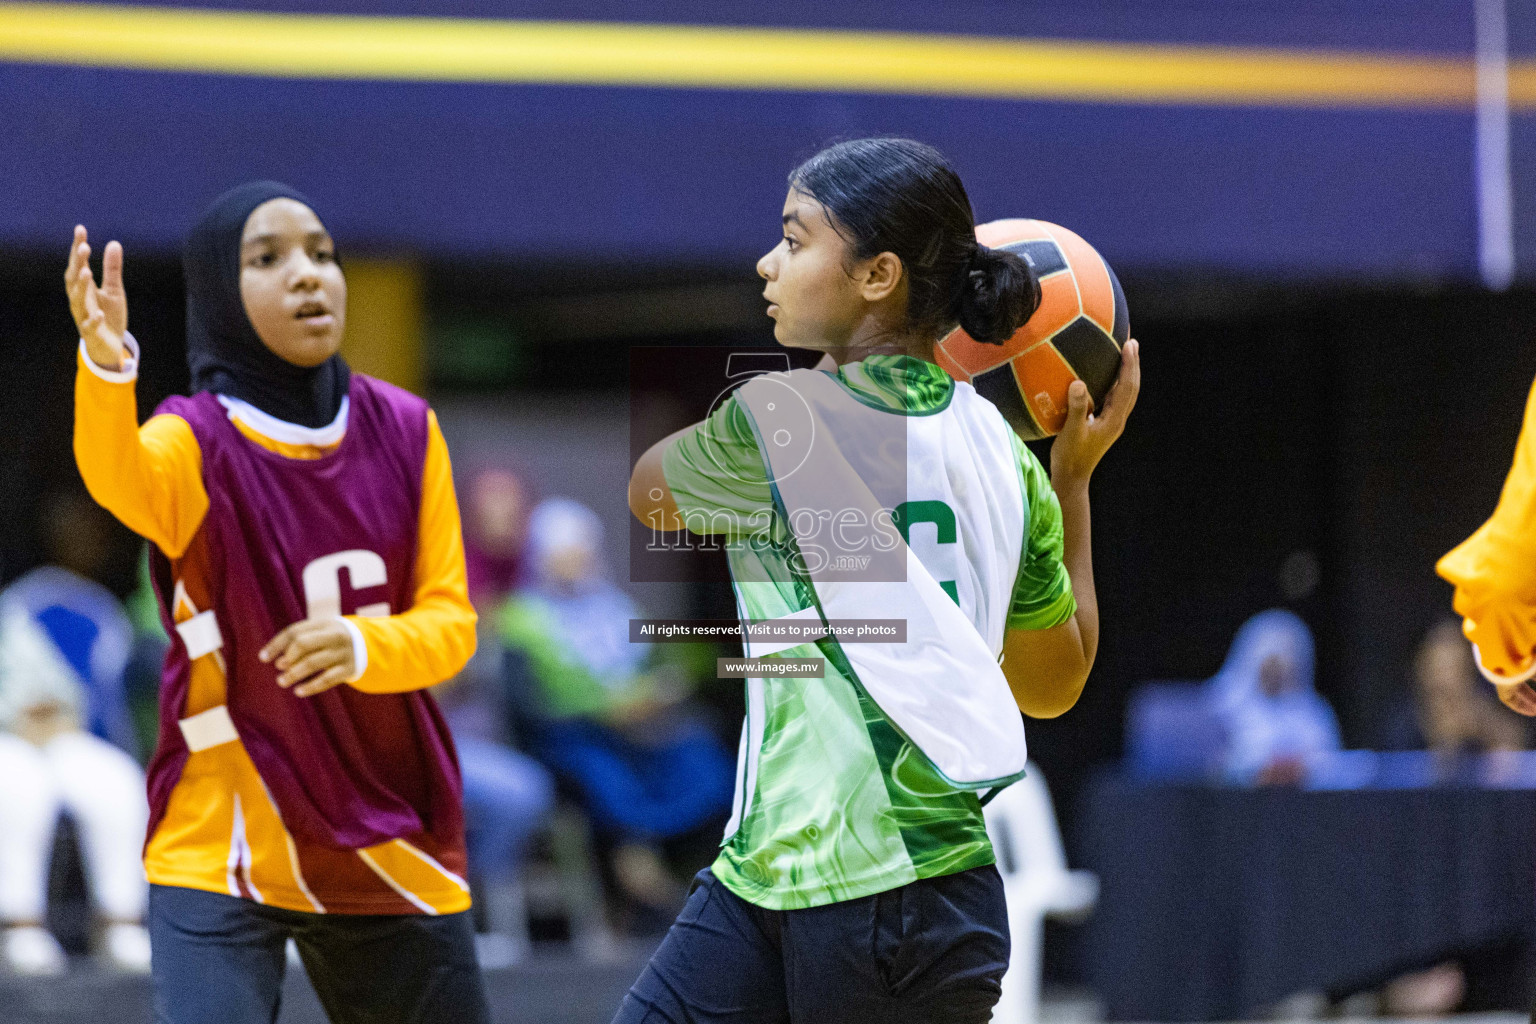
[0,1,1517,279]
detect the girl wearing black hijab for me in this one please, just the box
[66,183,489,1024]
[181,181,353,428]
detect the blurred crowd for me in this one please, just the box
[1122,606,1533,1018]
[1,482,1529,978]
[1127,607,1529,790]
[443,468,734,958]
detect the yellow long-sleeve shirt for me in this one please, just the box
[74,339,476,914]
[1438,374,1536,684]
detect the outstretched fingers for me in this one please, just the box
[65,229,93,325]
[1099,339,1141,431]
[102,239,124,299]
[64,226,86,287]
[81,280,104,332]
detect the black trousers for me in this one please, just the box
[147,884,491,1024]
[613,865,1010,1024]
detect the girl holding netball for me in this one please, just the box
[66,182,488,1024]
[623,138,1139,1023]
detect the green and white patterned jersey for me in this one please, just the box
[662,354,1074,910]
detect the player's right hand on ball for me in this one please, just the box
[1494,679,1536,716]
[65,225,129,372]
[1050,338,1140,491]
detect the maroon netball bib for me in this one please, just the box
[144,375,463,853]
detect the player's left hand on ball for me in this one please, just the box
[1494,679,1536,717]
[1051,338,1140,489]
[260,619,356,697]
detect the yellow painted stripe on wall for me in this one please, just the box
[1510,64,1536,108]
[340,259,424,396]
[0,1,1525,111]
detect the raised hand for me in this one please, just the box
[1050,338,1141,492]
[64,225,128,371]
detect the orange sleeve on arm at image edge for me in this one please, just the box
[1438,374,1536,678]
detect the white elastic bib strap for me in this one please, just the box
[175,611,223,660]
[175,609,236,753]
[179,705,239,753]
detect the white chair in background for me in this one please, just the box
[983,763,1099,1024]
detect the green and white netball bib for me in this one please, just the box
[736,369,1028,789]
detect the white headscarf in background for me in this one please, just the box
[526,498,646,687]
[0,600,86,731]
[1206,608,1341,783]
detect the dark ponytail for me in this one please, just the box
[789,138,1040,345]
[958,245,1041,345]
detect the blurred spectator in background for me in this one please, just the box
[443,467,554,961]
[1370,622,1523,1016]
[1206,609,1341,786]
[122,547,170,759]
[27,493,138,754]
[0,493,149,975]
[1382,619,1526,760]
[1368,619,1496,1024]
[464,466,534,605]
[498,498,733,922]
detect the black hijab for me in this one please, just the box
[184,181,350,429]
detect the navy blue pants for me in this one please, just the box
[613,866,1010,1024]
[147,884,491,1024]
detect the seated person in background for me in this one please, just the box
[498,498,733,917]
[1371,620,1518,1018]
[0,563,150,975]
[442,638,554,961]
[463,466,534,604]
[1382,619,1526,759]
[1205,609,1341,786]
[440,467,554,958]
[26,493,140,756]
[122,546,171,759]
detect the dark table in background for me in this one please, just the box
[1078,780,1536,1022]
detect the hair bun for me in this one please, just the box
[955,244,1041,346]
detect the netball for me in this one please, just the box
[936,219,1130,440]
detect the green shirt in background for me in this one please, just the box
[496,595,717,722]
